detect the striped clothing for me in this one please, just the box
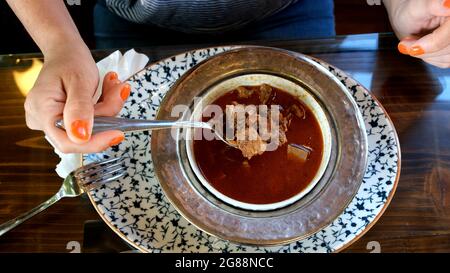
[104,0,297,33]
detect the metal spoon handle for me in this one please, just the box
[55,117,209,134]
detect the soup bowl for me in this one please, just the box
[151,46,368,245]
[185,73,332,211]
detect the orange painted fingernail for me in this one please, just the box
[109,135,125,147]
[109,72,118,81]
[398,43,409,55]
[409,46,425,56]
[444,0,450,8]
[71,120,90,141]
[120,84,131,101]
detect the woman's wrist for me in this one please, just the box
[43,35,90,61]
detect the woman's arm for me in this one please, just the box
[6,0,86,56]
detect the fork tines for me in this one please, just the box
[75,157,127,191]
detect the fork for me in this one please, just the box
[0,157,126,236]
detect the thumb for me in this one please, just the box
[398,19,450,57]
[411,19,450,56]
[63,80,96,144]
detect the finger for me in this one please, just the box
[95,74,130,116]
[99,71,121,102]
[25,114,41,130]
[403,0,450,21]
[24,97,42,130]
[426,0,450,17]
[399,38,450,60]
[423,56,450,68]
[423,60,450,68]
[94,83,129,116]
[24,81,65,130]
[397,36,419,55]
[408,19,450,57]
[45,124,125,154]
[63,76,98,144]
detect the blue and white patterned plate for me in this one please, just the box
[85,47,400,253]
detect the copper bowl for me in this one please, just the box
[151,46,368,245]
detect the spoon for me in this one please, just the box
[55,116,236,148]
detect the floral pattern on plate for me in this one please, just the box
[85,47,399,253]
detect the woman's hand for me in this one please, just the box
[384,0,450,68]
[25,45,130,153]
[7,0,130,153]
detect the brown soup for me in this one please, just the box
[193,85,324,204]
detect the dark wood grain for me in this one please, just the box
[334,0,393,35]
[0,33,449,253]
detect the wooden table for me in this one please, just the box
[0,33,449,253]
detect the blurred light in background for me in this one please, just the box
[13,58,42,97]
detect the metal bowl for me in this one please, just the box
[185,73,332,211]
[151,46,368,245]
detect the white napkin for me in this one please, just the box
[48,49,149,178]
